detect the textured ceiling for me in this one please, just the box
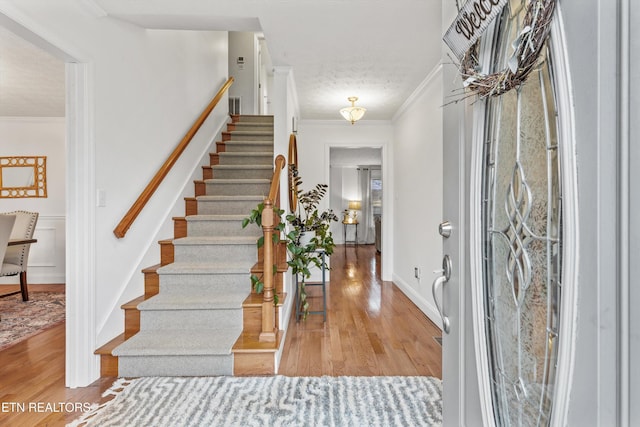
[0,0,444,121]
[97,0,443,121]
[0,26,65,117]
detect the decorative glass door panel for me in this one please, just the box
[481,4,562,426]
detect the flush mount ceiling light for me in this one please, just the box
[339,96,366,124]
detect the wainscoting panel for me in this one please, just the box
[0,215,65,285]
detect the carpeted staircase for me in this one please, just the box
[98,115,284,377]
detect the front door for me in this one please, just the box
[440,1,625,426]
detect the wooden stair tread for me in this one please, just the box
[121,295,147,309]
[141,264,162,274]
[243,292,286,307]
[232,331,283,353]
[94,333,126,355]
[251,260,288,273]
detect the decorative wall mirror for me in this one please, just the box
[0,156,47,198]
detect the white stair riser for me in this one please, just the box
[205,181,270,197]
[117,354,233,377]
[173,242,256,263]
[140,308,242,330]
[197,199,264,215]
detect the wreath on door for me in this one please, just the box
[458,0,557,98]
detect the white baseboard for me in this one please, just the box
[275,273,295,373]
[392,273,443,332]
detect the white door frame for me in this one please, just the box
[324,142,393,281]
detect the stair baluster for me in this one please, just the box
[259,155,286,342]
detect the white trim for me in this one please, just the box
[380,142,393,281]
[65,62,98,387]
[274,281,294,373]
[323,140,392,281]
[619,0,631,424]
[469,92,494,427]
[0,116,65,123]
[299,119,392,127]
[272,66,300,121]
[392,64,443,122]
[469,22,497,427]
[392,273,442,330]
[548,6,579,426]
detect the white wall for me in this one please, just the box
[391,67,443,326]
[0,0,231,385]
[329,165,358,243]
[228,31,257,115]
[0,117,65,284]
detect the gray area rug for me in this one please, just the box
[69,375,442,426]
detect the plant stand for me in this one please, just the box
[294,250,327,322]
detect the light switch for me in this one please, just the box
[97,189,106,207]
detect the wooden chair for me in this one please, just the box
[0,211,38,301]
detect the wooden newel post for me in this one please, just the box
[259,199,277,342]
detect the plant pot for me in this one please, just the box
[299,230,316,247]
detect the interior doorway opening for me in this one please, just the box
[328,147,382,248]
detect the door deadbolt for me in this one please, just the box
[439,221,452,238]
[442,254,452,281]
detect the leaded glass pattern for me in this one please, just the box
[481,4,562,426]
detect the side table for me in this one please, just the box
[342,220,358,246]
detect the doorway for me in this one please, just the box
[0,11,95,387]
[328,147,382,247]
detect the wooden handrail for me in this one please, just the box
[113,77,235,238]
[268,155,287,202]
[259,154,286,342]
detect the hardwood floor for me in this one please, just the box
[0,248,442,426]
[0,285,115,426]
[279,244,442,378]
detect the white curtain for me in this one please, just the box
[358,167,375,244]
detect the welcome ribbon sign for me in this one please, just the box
[443,0,508,60]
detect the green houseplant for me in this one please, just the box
[285,170,338,318]
[242,168,338,319]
